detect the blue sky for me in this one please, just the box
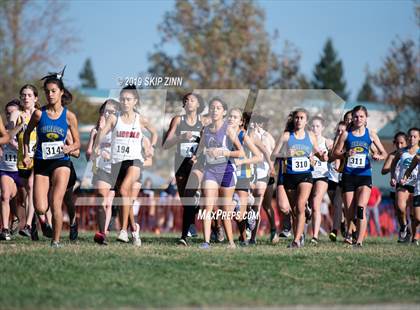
[63,0,418,100]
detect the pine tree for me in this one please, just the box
[357,68,377,102]
[312,38,348,100]
[79,58,97,88]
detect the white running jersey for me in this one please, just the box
[397,148,418,187]
[0,144,18,172]
[111,113,143,164]
[312,136,329,179]
[328,161,341,183]
[97,131,112,173]
[254,129,270,179]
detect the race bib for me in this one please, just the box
[180,142,198,158]
[3,151,17,164]
[314,158,328,170]
[28,141,36,157]
[292,157,310,172]
[206,148,228,165]
[42,141,64,160]
[115,144,131,155]
[347,154,366,168]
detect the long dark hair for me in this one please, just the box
[182,93,205,114]
[41,66,72,106]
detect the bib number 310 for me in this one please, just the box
[292,157,310,172]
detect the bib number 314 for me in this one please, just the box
[42,141,64,160]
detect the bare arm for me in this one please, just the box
[310,132,328,161]
[23,110,41,167]
[93,114,116,154]
[65,129,80,158]
[271,132,290,161]
[86,128,97,161]
[225,127,245,158]
[332,131,348,160]
[236,134,263,166]
[402,153,419,182]
[381,152,395,175]
[370,130,387,161]
[63,111,80,155]
[140,116,158,147]
[162,116,181,150]
[0,118,10,145]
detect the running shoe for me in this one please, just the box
[300,233,305,247]
[40,222,53,238]
[30,223,39,241]
[50,240,63,248]
[287,241,301,248]
[69,222,78,241]
[131,223,141,247]
[10,218,19,235]
[117,229,129,243]
[199,242,210,249]
[239,240,249,247]
[94,232,107,245]
[279,229,291,238]
[352,242,363,249]
[270,230,280,244]
[227,242,236,249]
[310,237,319,246]
[247,209,257,231]
[340,221,347,238]
[210,228,217,242]
[245,227,251,241]
[187,224,198,238]
[398,226,411,243]
[216,226,225,243]
[329,230,337,242]
[19,225,32,238]
[0,229,11,241]
[248,239,257,246]
[194,191,201,208]
[178,238,188,246]
[344,236,353,245]
[411,239,419,246]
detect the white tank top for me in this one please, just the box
[111,113,143,164]
[97,131,112,173]
[312,136,329,179]
[0,143,18,172]
[254,129,270,179]
[328,161,340,183]
[397,148,418,187]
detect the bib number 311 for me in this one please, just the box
[347,154,366,168]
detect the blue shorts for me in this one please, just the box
[0,170,23,188]
[204,166,236,188]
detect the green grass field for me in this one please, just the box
[0,233,419,309]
